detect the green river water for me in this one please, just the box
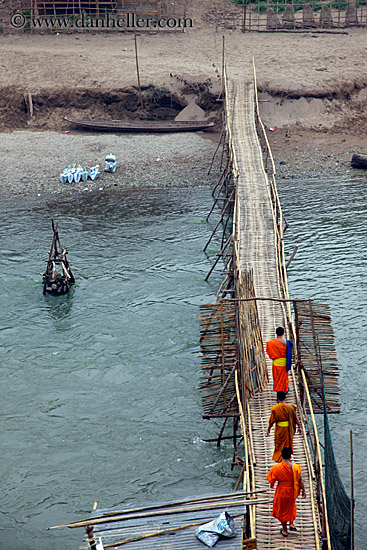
[0,169,366,549]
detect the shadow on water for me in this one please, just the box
[42,290,75,322]
[42,188,197,224]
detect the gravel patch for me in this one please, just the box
[0,130,220,197]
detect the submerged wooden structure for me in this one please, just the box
[43,220,74,295]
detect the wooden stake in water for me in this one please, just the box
[350,429,354,550]
[221,35,225,94]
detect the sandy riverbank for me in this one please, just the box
[0,0,366,192]
[0,130,221,197]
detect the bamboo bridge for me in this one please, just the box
[199,63,347,550]
[226,76,325,550]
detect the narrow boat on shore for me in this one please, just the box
[64,116,215,133]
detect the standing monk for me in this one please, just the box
[266,446,306,537]
[266,326,293,393]
[267,391,302,462]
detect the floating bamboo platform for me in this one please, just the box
[294,300,340,413]
[73,492,257,550]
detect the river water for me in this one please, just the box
[0,170,366,550]
[0,187,236,550]
[279,174,367,549]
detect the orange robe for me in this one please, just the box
[266,462,301,523]
[266,338,288,392]
[269,403,296,462]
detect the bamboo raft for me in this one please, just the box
[48,492,269,550]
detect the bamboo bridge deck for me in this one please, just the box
[227,80,320,550]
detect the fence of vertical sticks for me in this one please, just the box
[15,0,162,18]
[236,0,366,31]
[198,60,352,547]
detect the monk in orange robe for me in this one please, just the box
[267,391,302,462]
[266,446,306,537]
[266,326,289,392]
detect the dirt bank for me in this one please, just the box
[1,26,366,133]
[0,81,221,132]
[266,127,366,180]
[0,1,366,188]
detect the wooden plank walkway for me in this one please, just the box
[227,80,320,550]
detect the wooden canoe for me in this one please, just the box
[64,117,215,133]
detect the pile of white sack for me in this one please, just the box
[59,154,117,184]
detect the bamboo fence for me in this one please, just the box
[294,300,340,413]
[232,0,366,32]
[199,270,269,424]
[30,0,161,18]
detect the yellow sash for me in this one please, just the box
[273,357,287,366]
[277,421,289,427]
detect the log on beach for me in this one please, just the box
[351,153,367,169]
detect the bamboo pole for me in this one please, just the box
[243,1,247,32]
[28,92,34,118]
[350,429,354,550]
[206,174,229,220]
[203,189,235,252]
[204,235,233,281]
[221,35,225,95]
[286,245,299,269]
[209,365,236,416]
[204,296,319,304]
[301,368,331,550]
[216,416,229,447]
[134,34,144,110]
[208,129,225,176]
[65,492,264,523]
[48,499,271,530]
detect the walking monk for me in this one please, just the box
[267,391,302,462]
[266,326,293,393]
[266,447,306,537]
